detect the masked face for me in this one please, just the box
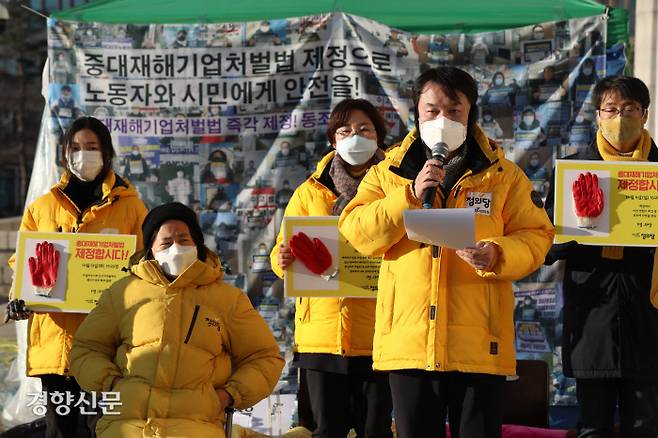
[420,117,467,152]
[523,115,535,127]
[335,135,379,166]
[131,148,140,156]
[280,144,290,156]
[494,76,504,87]
[575,115,585,124]
[257,245,268,255]
[529,158,540,167]
[260,24,270,33]
[154,243,198,276]
[69,150,103,182]
[483,114,493,122]
[533,30,545,40]
[211,162,228,179]
[151,220,198,276]
[93,108,109,118]
[599,116,644,149]
[61,91,72,103]
[177,171,184,178]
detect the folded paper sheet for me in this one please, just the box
[403,208,475,249]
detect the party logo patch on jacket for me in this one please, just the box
[204,317,221,333]
[466,192,492,216]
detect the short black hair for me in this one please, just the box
[326,98,387,148]
[61,85,72,92]
[412,67,479,134]
[62,116,115,179]
[592,75,651,110]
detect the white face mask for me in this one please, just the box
[335,135,379,166]
[523,116,535,126]
[211,162,228,179]
[420,117,467,152]
[69,150,104,182]
[154,243,198,276]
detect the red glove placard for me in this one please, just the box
[289,232,333,275]
[28,241,60,295]
[572,172,604,228]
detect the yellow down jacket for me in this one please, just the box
[70,251,284,438]
[338,127,554,376]
[11,170,147,376]
[270,151,378,357]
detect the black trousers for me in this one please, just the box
[576,378,658,438]
[40,374,98,438]
[388,370,505,438]
[305,368,393,438]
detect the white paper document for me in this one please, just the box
[403,208,475,249]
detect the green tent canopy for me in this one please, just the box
[52,0,625,43]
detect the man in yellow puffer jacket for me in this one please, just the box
[339,67,554,438]
[271,99,393,437]
[71,202,284,438]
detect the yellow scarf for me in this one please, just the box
[597,129,653,260]
[596,129,652,162]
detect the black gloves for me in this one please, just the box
[4,299,31,323]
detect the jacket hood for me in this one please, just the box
[130,249,224,288]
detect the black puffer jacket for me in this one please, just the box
[545,140,658,381]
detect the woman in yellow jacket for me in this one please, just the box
[70,202,284,438]
[339,68,554,438]
[271,99,393,438]
[6,116,148,437]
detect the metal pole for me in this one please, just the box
[224,407,235,438]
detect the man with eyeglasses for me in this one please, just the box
[545,76,658,437]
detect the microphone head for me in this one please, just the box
[430,142,449,162]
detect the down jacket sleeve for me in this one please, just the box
[222,292,284,409]
[478,167,555,281]
[8,205,38,272]
[338,165,422,257]
[70,288,123,393]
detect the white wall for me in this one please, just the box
[634,0,658,133]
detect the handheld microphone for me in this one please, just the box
[422,143,449,209]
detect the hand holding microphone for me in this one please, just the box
[415,143,449,208]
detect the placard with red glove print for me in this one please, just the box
[282,217,381,298]
[554,160,658,246]
[12,231,136,312]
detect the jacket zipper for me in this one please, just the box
[184,305,200,344]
